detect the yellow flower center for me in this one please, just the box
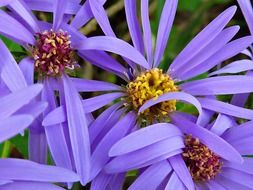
[126,68,178,123]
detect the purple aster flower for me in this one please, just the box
[0,0,113,184]
[43,1,253,185]
[0,39,79,190]
[74,1,253,122]
[104,111,253,190]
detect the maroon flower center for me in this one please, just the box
[182,135,222,183]
[33,30,75,77]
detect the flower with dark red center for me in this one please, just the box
[183,135,222,182]
[33,30,75,77]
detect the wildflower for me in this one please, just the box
[105,112,253,190]
[62,0,253,180]
[0,0,112,184]
[42,1,253,184]
[0,40,79,190]
[76,1,253,123]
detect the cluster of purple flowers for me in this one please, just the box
[0,0,253,189]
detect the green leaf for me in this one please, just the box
[10,130,29,158]
[0,35,24,52]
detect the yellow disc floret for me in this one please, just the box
[126,68,178,122]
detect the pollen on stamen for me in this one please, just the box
[183,135,222,183]
[126,68,178,123]
[33,29,75,77]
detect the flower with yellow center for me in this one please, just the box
[126,68,178,123]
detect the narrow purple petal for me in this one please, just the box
[165,172,186,190]
[138,92,203,124]
[90,171,112,190]
[42,79,73,170]
[154,0,178,67]
[230,71,253,107]
[28,130,48,164]
[91,108,125,152]
[228,138,253,155]
[169,155,195,190]
[8,0,40,32]
[222,120,253,142]
[220,168,253,188]
[108,173,125,190]
[0,0,12,7]
[0,115,33,143]
[171,113,243,163]
[1,61,27,92]
[88,0,115,37]
[172,26,239,80]
[211,114,235,136]
[42,106,66,126]
[61,75,90,185]
[208,60,253,76]
[0,180,12,186]
[0,39,13,71]
[0,84,43,119]
[53,0,66,30]
[216,175,251,190]
[71,78,122,92]
[89,103,122,144]
[206,180,226,190]
[169,6,236,74]
[180,36,253,79]
[181,76,253,95]
[1,181,64,190]
[83,92,125,113]
[105,137,184,173]
[70,1,92,28]
[109,123,182,156]
[78,36,150,69]
[90,112,136,180]
[0,158,79,182]
[238,0,253,35]
[198,97,253,120]
[0,10,35,45]
[124,0,144,54]
[25,0,80,14]
[71,0,106,29]
[231,93,250,107]
[141,0,153,65]
[19,58,34,85]
[79,50,127,79]
[129,161,172,190]
[223,157,253,175]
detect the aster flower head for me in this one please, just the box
[77,0,253,126]
[41,0,253,185]
[0,39,80,190]
[0,0,109,185]
[104,111,253,190]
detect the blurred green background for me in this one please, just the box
[0,0,251,189]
